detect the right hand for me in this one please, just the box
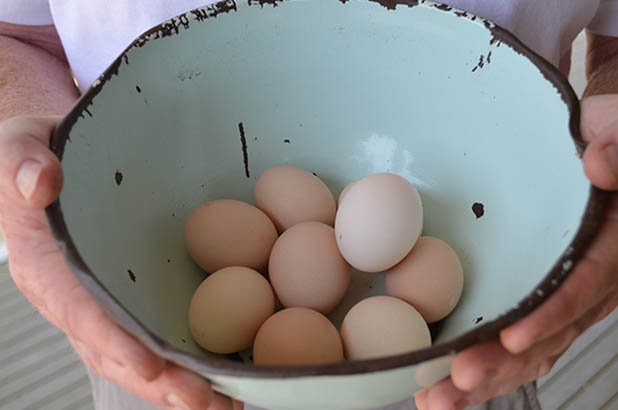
[0,116,242,410]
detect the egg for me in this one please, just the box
[253,307,344,366]
[385,236,464,323]
[338,181,356,205]
[184,199,278,273]
[188,266,275,354]
[268,221,352,314]
[340,296,431,360]
[254,165,337,232]
[335,173,423,272]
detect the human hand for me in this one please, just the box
[0,116,242,410]
[415,94,618,409]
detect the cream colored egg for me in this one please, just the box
[269,222,352,314]
[254,165,336,232]
[184,199,278,273]
[335,173,423,272]
[188,266,275,354]
[340,296,431,360]
[338,181,356,205]
[253,307,344,366]
[385,236,464,323]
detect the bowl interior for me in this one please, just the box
[51,0,590,368]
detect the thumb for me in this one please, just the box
[582,119,618,191]
[0,116,63,208]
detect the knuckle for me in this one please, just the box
[536,359,555,378]
[72,338,104,376]
[0,116,24,138]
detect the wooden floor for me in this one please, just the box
[0,264,93,410]
[538,308,618,410]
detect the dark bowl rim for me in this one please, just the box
[46,0,611,379]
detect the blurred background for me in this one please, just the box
[0,32,617,410]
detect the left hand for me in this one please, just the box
[415,94,618,410]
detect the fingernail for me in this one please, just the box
[16,160,42,200]
[603,144,618,179]
[166,394,192,410]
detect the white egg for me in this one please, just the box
[335,173,423,272]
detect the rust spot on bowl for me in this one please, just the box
[472,202,485,219]
[238,122,250,178]
[115,171,124,186]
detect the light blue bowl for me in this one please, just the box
[47,1,607,409]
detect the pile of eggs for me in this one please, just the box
[185,165,464,365]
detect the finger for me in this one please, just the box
[1,186,165,381]
[582,122,618,190]
[450,340,503,392]
[576,288,618,328]
[500,211,618,354]
[5,209,165,381]
[0,116,62,208]
[580,96,618,143]
[453,327,577,393]
[64,282,165,381]
[207,393,235,410]
[73,339,216,410]
[162,365,218,410]
[414,390,428,410]
[422,378,468,410]
[450,360,553,408]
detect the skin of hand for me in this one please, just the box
[0,25,242,410]
[0,116,244,410]
[415,33,618,410]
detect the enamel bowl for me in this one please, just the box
[47,1,607,409]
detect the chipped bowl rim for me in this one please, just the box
[46,0,610,378]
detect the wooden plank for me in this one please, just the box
[63,394,96,410]
[0,300,38,329]
[539,308,618,390]
[0,327,66,365]
[0,343,76,387]
[600,390,618,410]
[22,377,92,410]
[0,264,93,410]
[538,315,618,409]
[562,350,618,410]
[0,346,80,396]
[0,362,87,409]
[0,317,50,346]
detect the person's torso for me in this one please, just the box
[45,0,600,92]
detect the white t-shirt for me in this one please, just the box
[1,0,618,92]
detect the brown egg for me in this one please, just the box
[184,199,278,273]
[269,222,352,314]
[188,266,275,354]
[253,307,344,366]
[254,165,336,232]
[340,296,431,360]
[385,236,464,323]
